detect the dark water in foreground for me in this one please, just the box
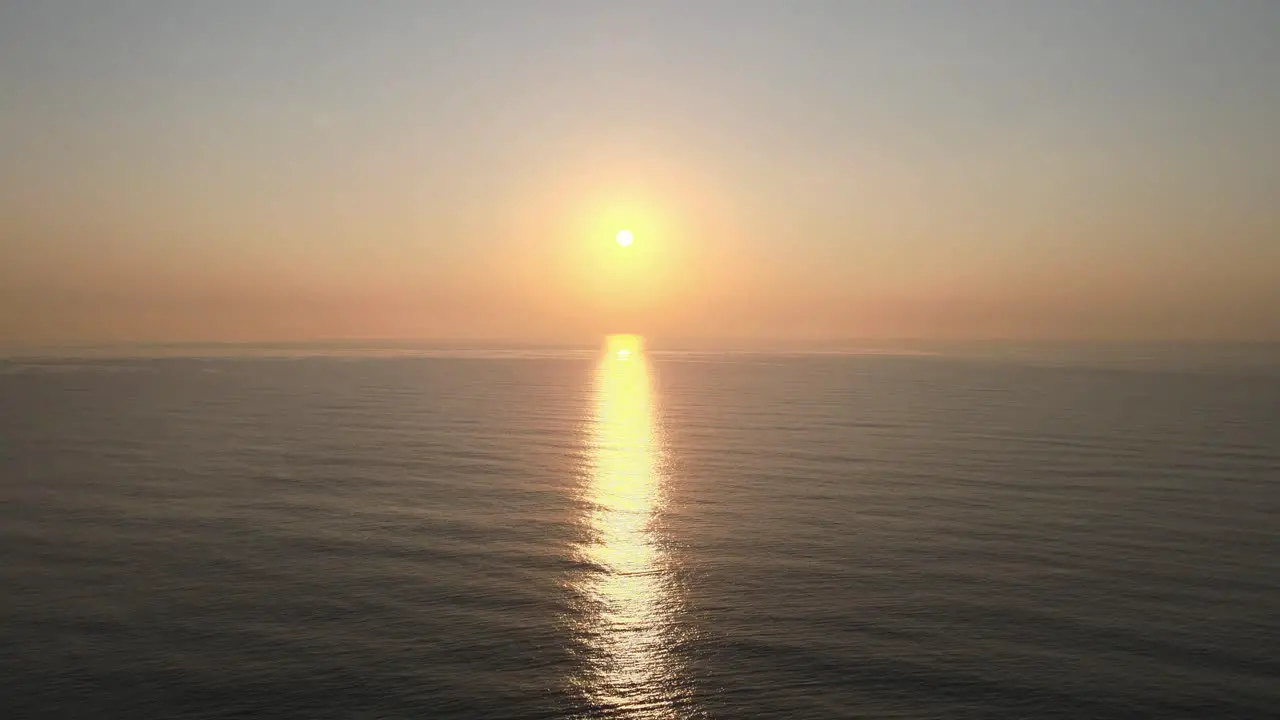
[2,342,1278,719]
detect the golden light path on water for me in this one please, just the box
[572,334,684,718]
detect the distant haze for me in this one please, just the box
[2,1,1278,344]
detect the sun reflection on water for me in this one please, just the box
[571,334,684,718]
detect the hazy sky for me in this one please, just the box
[2,0,1278,344]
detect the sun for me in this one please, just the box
[615,229,634,247]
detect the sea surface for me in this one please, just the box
[2,339,1278,719]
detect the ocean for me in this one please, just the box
[2,340,1277,719]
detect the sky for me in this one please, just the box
[2,0,1278,345]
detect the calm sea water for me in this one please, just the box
[2,340,1278,719]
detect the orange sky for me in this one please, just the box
[2,2,1278,345]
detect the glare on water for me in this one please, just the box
[570,335,684,718]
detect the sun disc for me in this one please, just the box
[615,229,634,247]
